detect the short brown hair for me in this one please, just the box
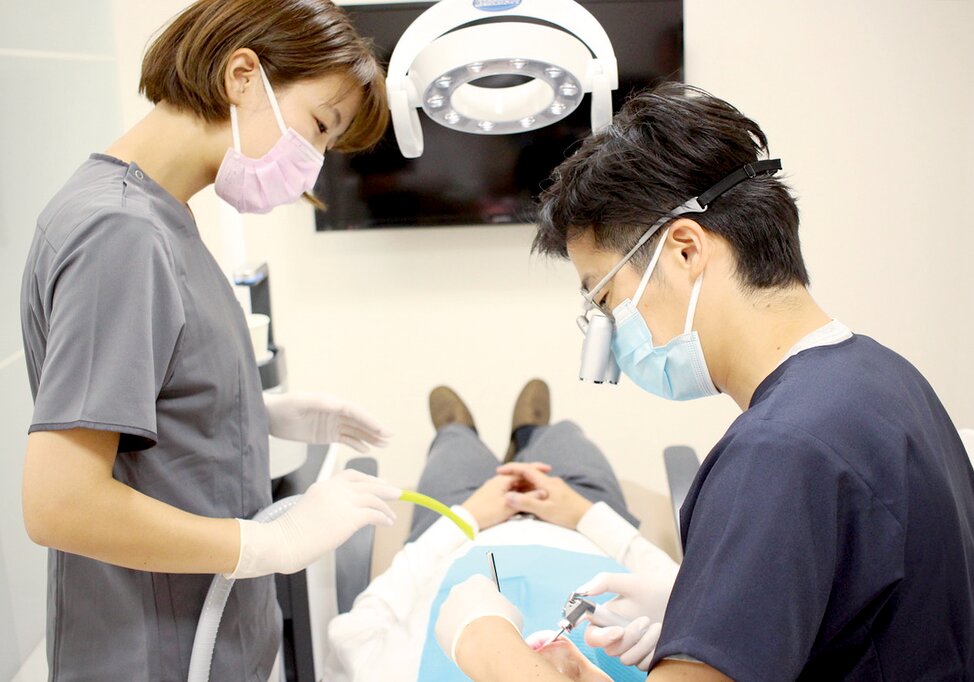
[534,83,808,291]
[140,0,388,153]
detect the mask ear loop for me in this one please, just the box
[633,226,671,305]
[228,63,285,153]
[684,271,704,335]
[229,105,242,153]
[257,64,289,135]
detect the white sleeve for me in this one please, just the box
[576,501,680,579]
[325,506,477,678]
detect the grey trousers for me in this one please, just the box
[408,420,638,542]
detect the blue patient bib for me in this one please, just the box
[418,544,646,681]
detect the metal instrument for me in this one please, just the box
[546,592,598,645]
[546,590,634,646]
[487,551,501,592]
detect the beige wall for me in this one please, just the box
[109,0,974,503]
[684,0,974,430]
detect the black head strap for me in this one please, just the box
[582,158,784,304]
[696,159,782,209]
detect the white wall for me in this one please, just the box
[0,1,122,677]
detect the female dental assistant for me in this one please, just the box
[19,2,398,680]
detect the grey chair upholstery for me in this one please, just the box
[335,456,378,614]
[663,446,700,561]
[272,447,379,680]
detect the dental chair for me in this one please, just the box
[662,446,700,561]
[283,445,703,681]
[267,446,379,682]
[273,444,703,682]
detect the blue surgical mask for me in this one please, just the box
[609,227,718,400]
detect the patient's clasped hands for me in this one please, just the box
[459,462,594,532]
[500,462,595,529]
[459,462,550,531]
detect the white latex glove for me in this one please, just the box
[435,574,524,663]
[577,571,671,671]
[585,616,662,671]
[227,469,401,579]
[264,392,391,452]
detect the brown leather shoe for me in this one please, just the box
[504,379,550,462]
[429,386,476,432]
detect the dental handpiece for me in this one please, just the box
[546,592,631,646]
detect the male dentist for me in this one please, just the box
[434,83,974,681]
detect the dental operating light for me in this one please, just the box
[386,0,619,157]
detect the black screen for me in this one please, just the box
[315,0,683,230]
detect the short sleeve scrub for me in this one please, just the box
[20,154,280,682]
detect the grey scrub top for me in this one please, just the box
[20,154,280,681]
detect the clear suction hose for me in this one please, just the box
[186,495,301,682]
[186,489,469,681]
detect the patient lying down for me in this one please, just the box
[323,383,678,681]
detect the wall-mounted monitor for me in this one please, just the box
[315,0,683,230]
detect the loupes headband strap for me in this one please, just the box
[583,158,783,304]
[696,159,782,208]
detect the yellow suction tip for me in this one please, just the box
[399,490,475,540]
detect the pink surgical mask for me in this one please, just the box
[215,64,325,214]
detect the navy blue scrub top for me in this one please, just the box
[653,335,974,680]
[20,155,280,681]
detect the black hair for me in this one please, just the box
[533,83,809,290]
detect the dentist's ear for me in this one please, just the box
[667,218,710,281]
